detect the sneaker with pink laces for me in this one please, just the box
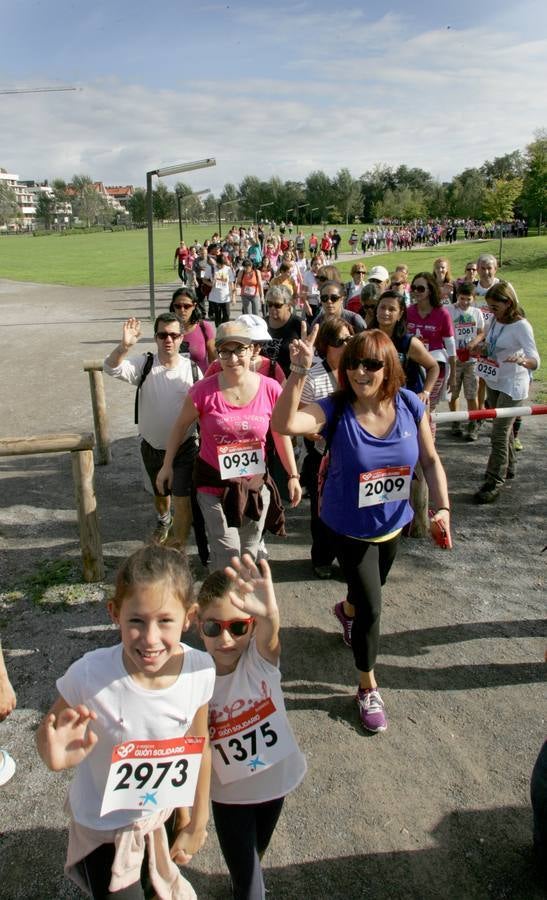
[333,601,353,647]
[356,688,387,733]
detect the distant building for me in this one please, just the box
[105,185,134,209]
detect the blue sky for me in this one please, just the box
[1,0,546,193]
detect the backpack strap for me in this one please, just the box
[190,360,200,384]
[134,352,154,425]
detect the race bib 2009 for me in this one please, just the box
[358,466,411,508]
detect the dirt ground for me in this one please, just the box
[0,278,545,900]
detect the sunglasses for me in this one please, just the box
[156,331,182,340]
[347,358,385,372]
[329,336,351,348]
[268,302,285,309]
[174,302,194,310]
[321,294,342,302]
[354,270,366,275]
[200,617,254,637]
[218,345,250,359]
[391,282,403,287]
[411,284,427,293]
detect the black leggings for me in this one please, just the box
[79,814,176,899]
[212,797,284,900]
[214,302,230,328]
[331,529,400,672]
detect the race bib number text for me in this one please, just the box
[358,466,411,508]
[210,697,295,784]
[217,440,265,479]
[100,736,204,816]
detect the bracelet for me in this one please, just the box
[436,507,450,513]
[287,474,300,480]
[290,363,310,376]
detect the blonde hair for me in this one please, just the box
[110,544,193,613]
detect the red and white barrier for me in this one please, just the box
[432,404,547,424]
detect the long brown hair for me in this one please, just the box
[338,330,405,403]
[485,281,523,323]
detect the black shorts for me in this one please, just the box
[141,436,197,498]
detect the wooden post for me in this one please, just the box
[71,448,105,583]
[409,462,429,538]
[83,361,111,465]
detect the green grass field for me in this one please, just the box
[1,226,545,393]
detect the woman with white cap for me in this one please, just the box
[157,321,301,569]
[204,315,285,384]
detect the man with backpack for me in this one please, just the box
[103,314,201,544]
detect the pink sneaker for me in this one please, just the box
[333,601,353,647]
[356,688,387,733]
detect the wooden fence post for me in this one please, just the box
[409,462,429,537]
[83,361,111,465]
[71,447,105,582]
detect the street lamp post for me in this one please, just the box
[217,197,241,238]
[310,207,320,225]
[177,189,210,243]
[296,203,309,228]
[285,208,295,225]
[256,201,274,226]
[146,157,216,319]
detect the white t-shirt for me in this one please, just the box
[206,264,234,304]
[57,643,215,830]
[447,305,485,353]
[302,270,320,308]
[301,360,337,454]
[482,318,539,399]
[209,639,306,805]
[103,353,200,448]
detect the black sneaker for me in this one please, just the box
[474,482,500,504]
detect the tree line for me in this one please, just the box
[2,131,544,231]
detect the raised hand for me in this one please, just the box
[41,704,98,771]
[122,317,142,349]
[289,320,319,371]
[225,555,278,621]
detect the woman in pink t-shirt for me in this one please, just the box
[157,322,301,569]
[170,287,216,374]
[407,272,456,437]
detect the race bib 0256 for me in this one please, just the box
[100,736,204,817]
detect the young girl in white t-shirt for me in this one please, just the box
[36,545,215,900]
[197,555,306,900]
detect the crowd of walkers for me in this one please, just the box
[2,223,542,900]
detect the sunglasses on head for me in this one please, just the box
[347,358,385,372]
[411,284,427,293]
[329,336,351,348]
[200,617,254,637]
[321,293,341,302]
[174,302,194,310]
[156,331,181,340]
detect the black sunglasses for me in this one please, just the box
[321,294,342,302]
[411,284,427,293]
[156,331,182,340]
[200,618,254,637]
[346,358,385,372]
[329,336,351,348]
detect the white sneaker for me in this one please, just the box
[0,749,16,786]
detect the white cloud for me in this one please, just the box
[2,14,545,191]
